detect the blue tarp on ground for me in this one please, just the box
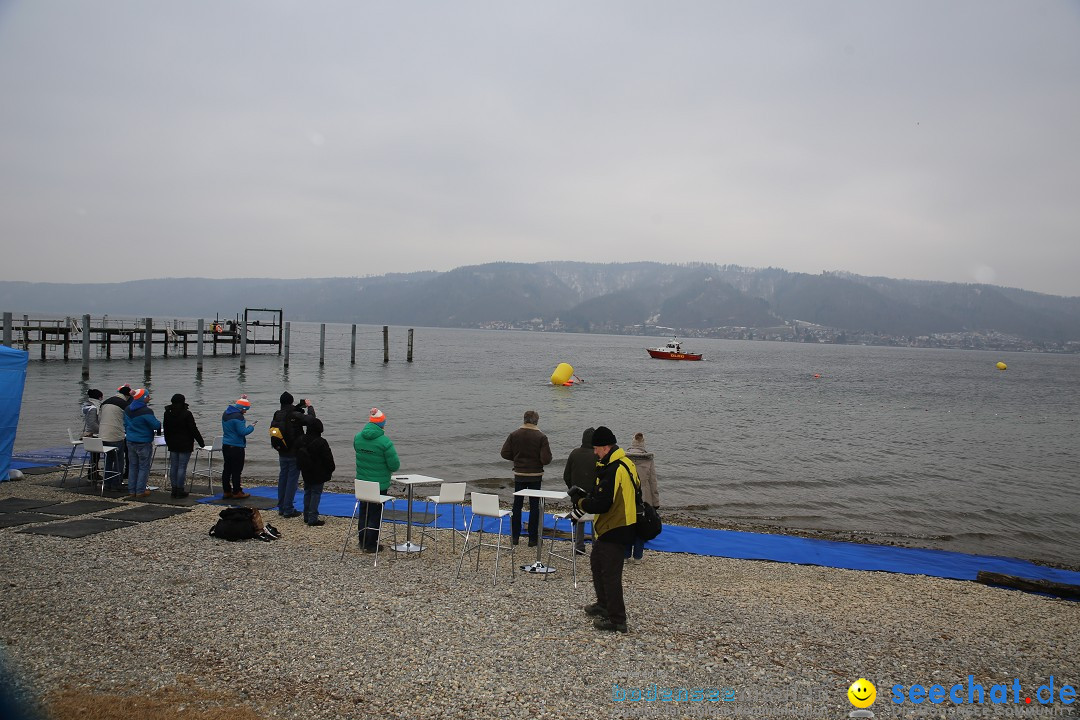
[9,445,83,472]
[0,346,29,482]
[199,486,1080,588]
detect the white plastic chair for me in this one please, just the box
[418,482,467,557]
[60,429,85,486]
[340,479,398,567]
[191,438,222,494]
[456,492,515,586]
[545,510,593,588]
[81,437,120,496]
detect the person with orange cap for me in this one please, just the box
[353,407,400,552]
[220,395,256,499]
[123,388,161,499]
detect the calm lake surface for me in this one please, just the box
[11,323,1080,566]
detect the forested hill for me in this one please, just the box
[3,262,1079,348]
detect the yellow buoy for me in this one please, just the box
[996,362,1007,371]
[550,362,574,386]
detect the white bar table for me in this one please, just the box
[513,488,568,574]
[392,474,443,553]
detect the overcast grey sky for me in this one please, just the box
[1,1,1078,296]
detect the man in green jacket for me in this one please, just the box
[353,407,401,552]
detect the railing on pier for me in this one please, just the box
[1,312,414,378]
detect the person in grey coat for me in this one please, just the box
[562,427,595,555]
[623,432,660,561]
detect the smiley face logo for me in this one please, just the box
[847,678,877,708]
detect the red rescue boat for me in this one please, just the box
[646,337,703,361]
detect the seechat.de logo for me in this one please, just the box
[847,678,877,718]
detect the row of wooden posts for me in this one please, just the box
[0,312,414,379]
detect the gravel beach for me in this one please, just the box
[1,471,1077,720]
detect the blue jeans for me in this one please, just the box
[304,483,324,524]
[168,451,192,490]
[277,454,300,513]
[126,441,152,494]
[625,537,645,560]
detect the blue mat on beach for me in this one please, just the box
[11,445,82,467]
[197,487,1080,588]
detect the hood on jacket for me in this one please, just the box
[308,418,324,437]
[579,427,595,448]
[224,403,247,416]
[127,399,148,413]
[360,421,385,441]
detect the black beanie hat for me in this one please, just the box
[88,389,103,400]
[170,393,186,405]
[591,426,617,447]
[280,391,294,405]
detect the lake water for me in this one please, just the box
[10,323,1080,566]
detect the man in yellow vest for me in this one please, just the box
[568,426,637,633]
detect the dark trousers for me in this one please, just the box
[303,483,324,524]
[103,442,125,487]
[511,477,541,542]
[591,540,627,625]
[220,445,245,494]
[359,500,383,549]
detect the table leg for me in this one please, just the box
[521,498,556,574]
[393,484,424,552]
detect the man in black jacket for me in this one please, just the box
[568,426,637,633]
[562,427,595,555]
[162,393,205,498]
[272,392,316,519]
[295,418,335,526]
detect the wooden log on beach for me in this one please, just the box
[975,570,1080,600]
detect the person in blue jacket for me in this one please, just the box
[221,395,256,499]
[123,388,161,498]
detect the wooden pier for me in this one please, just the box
[1,310,414,378]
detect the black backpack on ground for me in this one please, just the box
[209,507,269,541]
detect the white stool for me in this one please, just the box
[545,511,592,588]
[81,437,120,495]
[456,492,515,586]
[341,479,398,567]
[418,482,467,557]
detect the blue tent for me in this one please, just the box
[0,345,29,481]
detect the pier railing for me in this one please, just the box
[0,312,414,378]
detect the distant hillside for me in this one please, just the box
[3,262,1079,348]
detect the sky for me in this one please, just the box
[0,1,1078,296]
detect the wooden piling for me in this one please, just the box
[383,326,389,363]
[197,319,205,373]
[81,315,90,380]
[22,315,29,351]
[319,324,326,366]
[407,328,414,362]
[2,312,11,346]
[350,324,357,365]
[240,320,248,371]
[143,318,152,375]
[63,318,70,360]
[283,322,291,369]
